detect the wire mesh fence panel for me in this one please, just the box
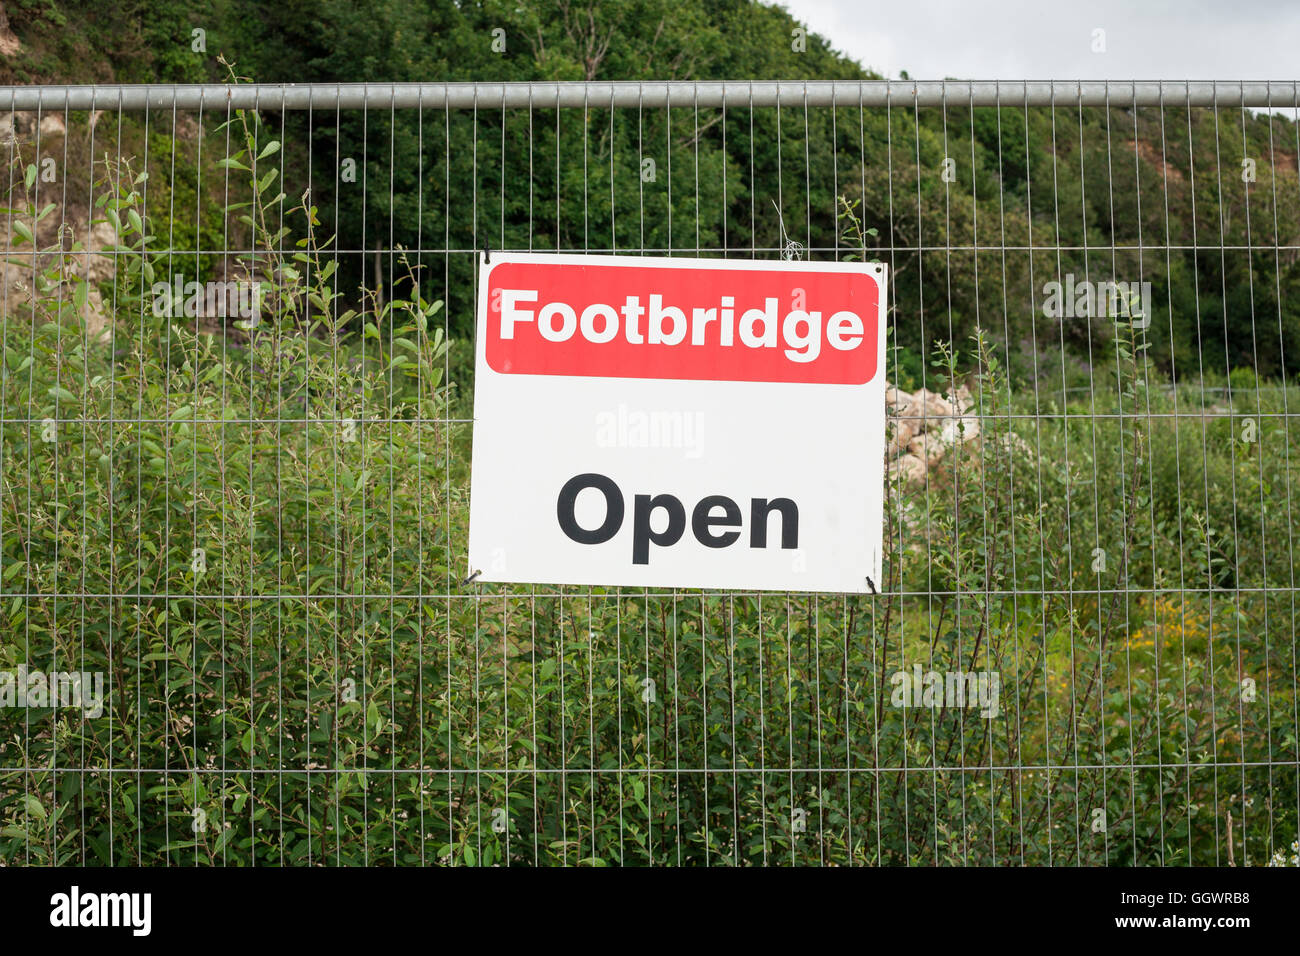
[0,80,1298,866]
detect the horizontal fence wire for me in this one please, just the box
[0,79,1297,867]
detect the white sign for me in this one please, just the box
[468,252,887,593]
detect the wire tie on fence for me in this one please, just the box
[865,575,878,595]
[483,243,491,265]
[462,569,482,586]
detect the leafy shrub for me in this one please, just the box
[1,118,1295,866]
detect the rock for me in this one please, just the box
[908,432,946,468]
[39,113,66,137]
[887,419,916,457]
[83,219,120,283]
[888,453,926,485]
[945,384,974,415]
[0,3,21,58]
[885,385,910,412]
[936,414,981,451]
[900,388,955,425]
[4,111,35,137]
[0,110,69,141]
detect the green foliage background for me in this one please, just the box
[0,1,1298,866]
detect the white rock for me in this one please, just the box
[945,384,974,414]
[908,432,946,468]
[937,414,981,449]
[887,419,916,457]
[885,385,909,412]
[39,113,66,137]
[901,388,955,426]
[888,453,926,485]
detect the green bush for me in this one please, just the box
[1,115,1296,867]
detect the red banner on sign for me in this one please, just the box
[484,259,879,385]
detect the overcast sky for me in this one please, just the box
[782,0,1300,81]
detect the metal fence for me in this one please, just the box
[1,79,1299,866]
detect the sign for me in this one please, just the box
[467,252,887,593]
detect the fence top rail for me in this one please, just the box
[0,79,1297,112]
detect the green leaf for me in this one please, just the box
[257,140,281,160]
[11,220,33,245]
[48,386,76,403]
[23,794,47,822]
[256,168,278,195]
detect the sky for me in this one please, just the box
[781,0,1300,81]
